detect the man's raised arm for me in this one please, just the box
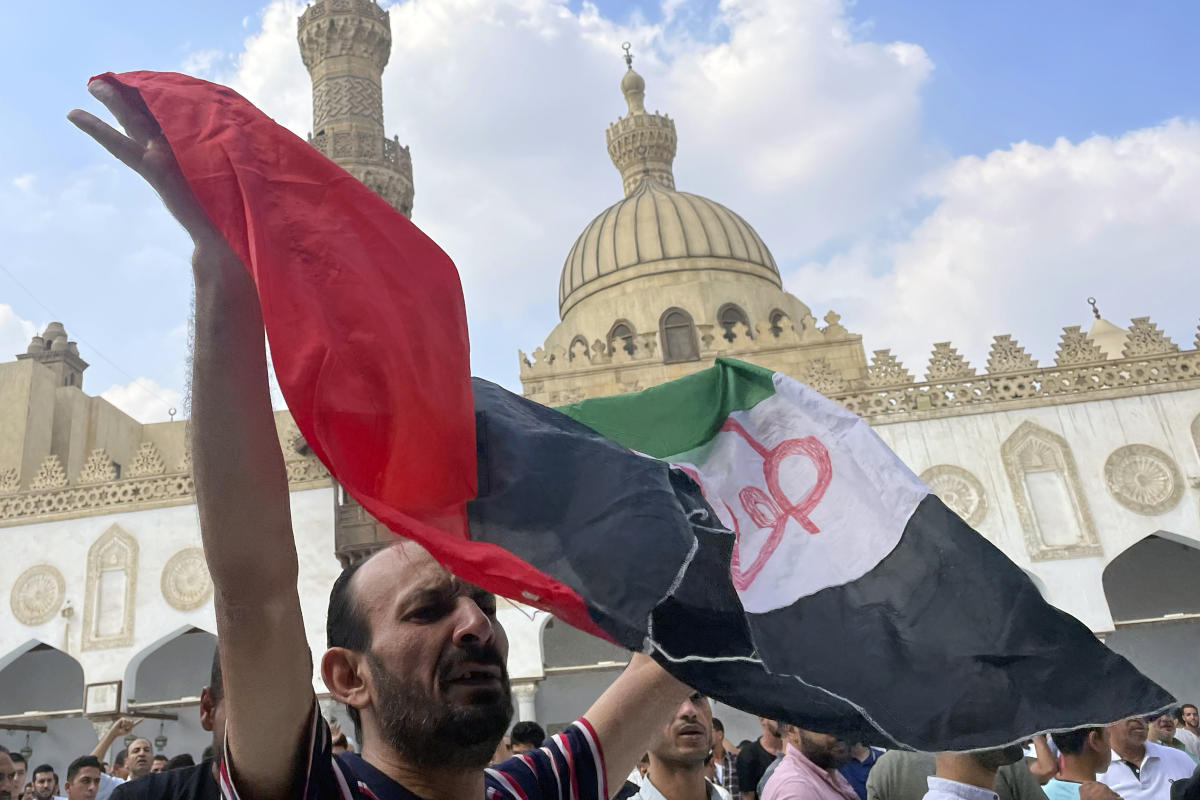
[69,79,313,799]
[581,652,692,792]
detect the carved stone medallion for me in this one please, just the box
[1104,444,1183,515]
[920,465,988,528]
[160,548,213,611]
[11,564,65,625]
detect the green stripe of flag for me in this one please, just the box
[555,357,777,459]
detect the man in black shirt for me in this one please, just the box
[738,718,784,800]
[110,649,225,800]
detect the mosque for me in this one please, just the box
[2,0,1198,769]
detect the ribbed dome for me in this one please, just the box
[558,176,781,316]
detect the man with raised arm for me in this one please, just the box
[69,78,691,800]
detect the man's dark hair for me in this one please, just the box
[327,558,372,730]
[165,754,195,770]
[209,646,224,704]
[712,718,725,734]
[113,749,127,768]
[66,756,100,783]
[32,764,54,778]
[510,721,546,749]
[1177,704,1197,722]
[1052,726,1105,756]
[9,751,25,766]
[152,755,168,764]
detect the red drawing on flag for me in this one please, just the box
[720,418,833,591]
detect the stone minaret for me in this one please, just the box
[298,0,414,217]
[606,43,677,197]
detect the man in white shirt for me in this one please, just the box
[1175,707,1200,762]
[1100,716,1195,800]
[90,718,142,800]
[632,692,729,800]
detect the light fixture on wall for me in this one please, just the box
[154,722,167,751]
[20,734,32,760]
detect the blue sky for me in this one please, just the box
[1,0,1196,421]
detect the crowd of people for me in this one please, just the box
[39,66,1200,800]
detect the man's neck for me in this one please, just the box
[1057,757,1099,785]
[1113,742,1147,765]
[850,743,872,763]
[645,760,710,800]
[760,734,781,756]
[1189,724,1200,736]
[361,740,485,800]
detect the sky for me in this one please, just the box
[0,0,1197,422]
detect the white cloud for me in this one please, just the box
[10,173,34,192]
[179,48,230,78]
[101,377,185,424]
[0,304,37,360]
[790,120,1200,375]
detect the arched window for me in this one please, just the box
[769,309,790,338]
[607,321,636,356]
[568,335,591,362]
[660,308,699,363]
[717,304,751,342]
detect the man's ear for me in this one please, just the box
[321,648,371,717]
[199,686,216,732]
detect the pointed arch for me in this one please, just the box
[0,640,85,716]
[1000,420,1101,561]
[716,303,751,342]
[606,320,636,357]
[660,307,699,363]
[124,625,217,706]
[567,335,591,363]
[82,524,139,651]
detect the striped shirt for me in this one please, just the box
[218,703,607,800]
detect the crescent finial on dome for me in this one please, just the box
[620,42,646,114]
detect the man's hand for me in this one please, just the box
[1080,781,1122,800]
[68,80,219,247]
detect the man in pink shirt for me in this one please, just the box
[762,725,858,800]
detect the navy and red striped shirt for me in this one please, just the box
[218,704,607,800]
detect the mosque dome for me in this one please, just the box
[558,176,781,316]
[557,43,780,317]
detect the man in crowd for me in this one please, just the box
[920,748,1027,800]
[712,719,738,797]
[630,692,725,800]
[70,78,695,800]
[1151,714,1197,762]
[760,725,856,800]
[739,719,784,800]
[109,752,129,783]
[1101,716,1195,800]
[1043,727,1119,800]
[867,748,1047,800]
[510,722,547,755]
[146,760,165,777]
[11,754,27,795]
[63,757,102,800]
[1,745,17,800]
[1176,707,1200,761]
[123,741,153,784]
[31,765,62,800]
[840,744,884,800]
[111,647,224,800]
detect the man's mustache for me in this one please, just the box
[438,642,508,681]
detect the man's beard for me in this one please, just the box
[369,644,513,771]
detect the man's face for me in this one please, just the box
[126,740,153,778]
[1109,718,1149,752]
[647,693,713,769]
[11,766,24,792]
[351,544,512,772]
[1153,715,1177,740]
[149,758,166,775]
[31,772,53,800]
[65,768,100,800]
[0,752,15,800]
[1185,707,1199,729]
[798,730,851,770]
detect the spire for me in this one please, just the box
[606,43,677,196]
[16,322,88,389]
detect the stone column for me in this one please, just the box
[511,680,540,722]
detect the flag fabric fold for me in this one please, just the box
[103,70,1174,751]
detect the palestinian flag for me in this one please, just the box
[96,71,1173,751]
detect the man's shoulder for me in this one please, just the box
[110,764,217,800]
[1149,742,1197,772]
